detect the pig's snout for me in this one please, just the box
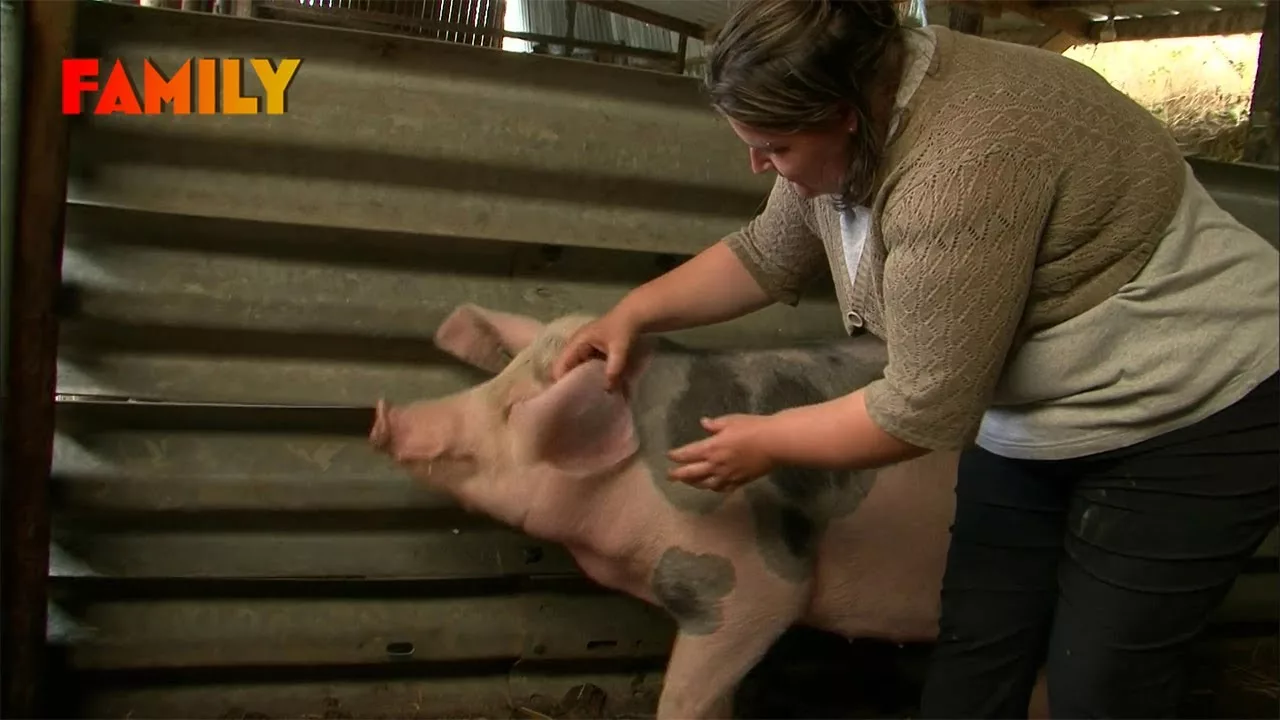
[368,398,465,468]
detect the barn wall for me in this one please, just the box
[47,2,1278,717]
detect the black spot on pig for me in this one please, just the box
[742,366,879,583]
[653,356,751,514]
[669,357,750,449]
[778,505,818,558]
[652,547,736,635]
[753,370,854,508]
[747,489,820,583]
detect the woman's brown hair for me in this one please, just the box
[705,0,907,209]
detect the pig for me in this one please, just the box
[369,303,1048,719]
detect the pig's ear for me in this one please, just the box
[508,359,638,475]
[434,304,545,374]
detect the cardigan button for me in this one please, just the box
[846,311,864,328]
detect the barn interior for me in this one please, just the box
[2,0,1277,718]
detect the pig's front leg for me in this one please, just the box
[649,547,805,719]
[657,624,792,719]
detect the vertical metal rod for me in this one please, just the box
[1243,0,1278,166]
[947,2,983,35]
[1,0,76,716]
[564,0,577,57]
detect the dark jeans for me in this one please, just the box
[918,372,1279,719]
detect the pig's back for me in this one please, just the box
[631,339,887,524]
[626,337,953,641]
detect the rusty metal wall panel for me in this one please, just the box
[61,593,675,669]
[57,202,842,406]
[68,2,770,256]
[51,2,1279,718]
[52,2,785,716]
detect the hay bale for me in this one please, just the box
[1064,34,1261,163]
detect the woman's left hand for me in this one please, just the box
[666,414,775,492]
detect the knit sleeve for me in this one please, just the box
[862,149,1055,451]
[723,175,826,306]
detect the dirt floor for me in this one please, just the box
[502,627,1278,719]
[728,627,1276,719]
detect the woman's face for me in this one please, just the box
[727,114,854,199]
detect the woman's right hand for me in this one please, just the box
[551,308,640,391]
[549,239,775,390]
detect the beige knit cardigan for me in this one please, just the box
[725,26,1186,451]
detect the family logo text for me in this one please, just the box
[62,58,302,115]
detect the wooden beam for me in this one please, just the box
[564,0,577,54]
[1040,33,1076,53]
[1002,0,1093,41]
[983,24,1070,50]
[1039,30,1077,53]
[990,6,1268,46]
[1243,0,1278,165]
[2,0,75,717]
[1088,7,1266,43]
[944,0,1003,19]
[574,0,705,38]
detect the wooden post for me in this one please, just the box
[229,0,256,18]
[1243,0,1278,166]
[948,4,984,35]
[1,0,75,717]
[564,0,577,57]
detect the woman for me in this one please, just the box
[552,0,1279,717]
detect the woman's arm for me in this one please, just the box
[763,389,927,469]
[757,384,931,468]
[667,145,1055,491]
[665,388,925,490]
[619,174,826,333]
[613,239,774,333]
[553,176,827,385]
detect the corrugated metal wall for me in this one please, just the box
[47,2,804,717]
[42,1,1279,717]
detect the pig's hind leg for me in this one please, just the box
[650,546,806,719]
